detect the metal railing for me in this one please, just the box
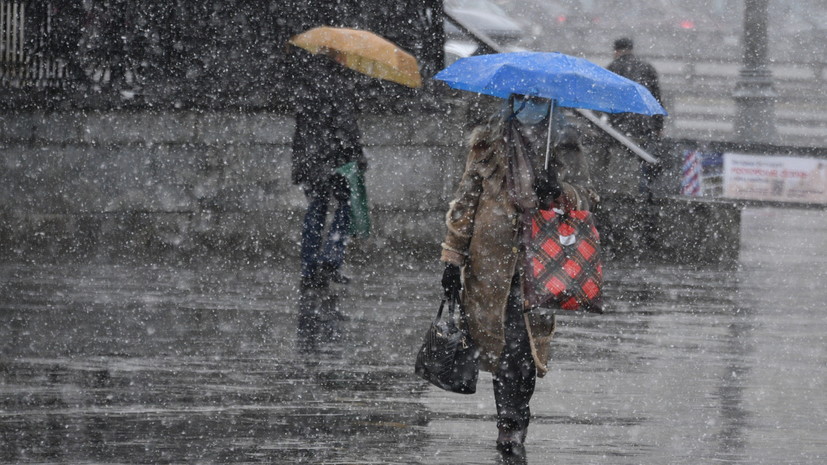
[1,1,69,88]
[1,2,26,82]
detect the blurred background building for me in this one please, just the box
[2,0,826,146]
[448,0,827,147]
[0,0,444,112]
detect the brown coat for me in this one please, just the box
[440,118,594,377]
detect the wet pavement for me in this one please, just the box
[1,207,826,464]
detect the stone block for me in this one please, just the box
[1,144,101,213]
[654,198,741,264]
[247,114,294,145]
[147,144,204,185]
[0,113,36,141]
[0,112,82,143]
[202,144,303,212]
[369,209,445,259]
[409,113,465,146]
[362,146,448,210]
[360,115,414,146]
[359,112,464,147]
[82,112,197,145]
[0,213,79,258]
[595,194,741,265]
[195,113,293,145]
[222,144,285,186]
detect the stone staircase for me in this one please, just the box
[587,56,827,148]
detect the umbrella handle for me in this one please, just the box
[544,99,556,171]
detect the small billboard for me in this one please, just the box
[723,152,827,204]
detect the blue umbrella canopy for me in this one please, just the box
[434,51,667,116]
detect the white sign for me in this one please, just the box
[723,153,827,204]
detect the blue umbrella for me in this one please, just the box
[434,51,667,116]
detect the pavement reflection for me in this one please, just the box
[1,208,826,464]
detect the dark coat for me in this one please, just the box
[440,118,595,377]
[607,53,664,139]
[291,73,365,189]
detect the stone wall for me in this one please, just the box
[1,107,744,266]
[0,108,468,263]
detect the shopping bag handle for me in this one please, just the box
[435,288,468,331]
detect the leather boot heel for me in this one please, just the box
[496,426,526,454]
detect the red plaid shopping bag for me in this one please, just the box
[524,208,603,313]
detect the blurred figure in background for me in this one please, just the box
[607,37,665,198]
[606,37,665,249]
[291,54,367,331]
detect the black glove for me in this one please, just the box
[441,263,462,298]
[534,166,562,206]
[357,156,368,173]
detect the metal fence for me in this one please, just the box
[1,1,71,88]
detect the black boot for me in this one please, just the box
[496,420,527,455]
[319,292,348,323]
[330,270,351,285]
[298,264,336,338]
[318,263,350,286]
[300,269,329,292]
[296,288,322,349]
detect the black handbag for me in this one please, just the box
[414,291,479,394]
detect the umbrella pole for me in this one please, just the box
[544,99,556,171]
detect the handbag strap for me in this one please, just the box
[434,298,447,325]
[434,289,471,332]
[449,289,470,331]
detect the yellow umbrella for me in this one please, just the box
[289,26,422,89]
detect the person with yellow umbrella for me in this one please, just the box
[291,53,363,294]
[288,27,421,330]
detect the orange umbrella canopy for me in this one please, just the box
[289,26,422,88]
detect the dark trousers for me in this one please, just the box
[637,136,663,198]
[493,275,537,431]
[300,174,351,281]
[637,138,662,248]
